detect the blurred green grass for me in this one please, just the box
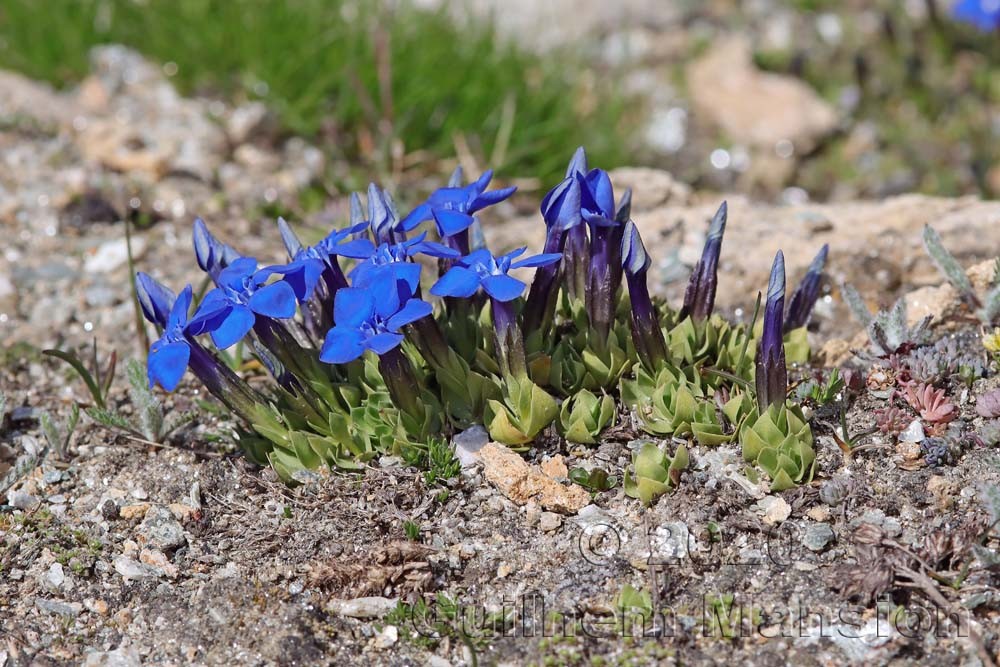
[0,0,632,183]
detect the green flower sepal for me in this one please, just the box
[623,442,689,505]
[740,403,815,492]
[484,374,558,448]
[558,389,616,444]
[692,390,757,446]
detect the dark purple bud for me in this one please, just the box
[523,221,567,336]
[784,244,829,332]
[565,224,589,304]
[622,222,667,369]
[679,201,727,321]
[755,251,787,412]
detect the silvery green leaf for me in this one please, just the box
[923,225,978,306]
[127,358,163,441]
[841,284,873,328]
[981,483,1000,527]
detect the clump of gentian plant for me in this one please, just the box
[134,148,828,491]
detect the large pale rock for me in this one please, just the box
[686,37,839,153]
[488,182,1000,334]
[0,71,77,128]
[479,443,589,514]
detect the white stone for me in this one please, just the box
[84,237,146,274]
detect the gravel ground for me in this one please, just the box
[2,47,1000,667]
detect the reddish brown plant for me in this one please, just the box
[903,382,957,424]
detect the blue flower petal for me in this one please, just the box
[387,298,432,331]
[136,273,176,328]
[482,274,526,302]
[185,291,231,337]
[148,339,191,391]
[585,169,615,217]
[217,257,258,289]
[458,248,494,269]
[370,272,403,319]
[393,263,423,297]
[432,209,476,236]
[249,281,297,319]
[328,237,376,259]
[540,177,582,231]
[953,0,1000,30]
[430,266,482,298]
[320,327,367,364]
[210,305,256,349]
[333,287,375,328]
[471,169,493,194]
[366,332,405,355]
[408,240,461,259]
[470,185,516,212]
[511,252,562,269]
[167,285,193,329]
[399,202,433,232]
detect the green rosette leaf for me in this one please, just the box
[559,389,616,444]
[485,375,558,448]
[624,442,688,506]
[739,403,815,492]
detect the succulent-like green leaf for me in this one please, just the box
[485,375,558,447]
[559,389,616,444]
[739,403,814,492]
[623,442,688,505]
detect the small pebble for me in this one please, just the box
[801,523,836,552]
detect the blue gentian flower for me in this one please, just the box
[430,248,561,302]
[147,283,195,391]
[193,218,240,282]
[756,251,788,412]
[187,257,298,349]
[952,0,1000,31]
[267,218,374,302]
[398,170,517,237]
[319,284,432,364]
[577,165,629,337]
[136,272,264,418]
[350,232,459,295]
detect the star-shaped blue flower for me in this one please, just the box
[145,282,196,391]
[430,247,561,302]
[398,170,517,237]
[350,232,459,294]
[319,283,432,364]
[187,257,297,349]
[264,219,374,303]
[953,0,1000,31]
